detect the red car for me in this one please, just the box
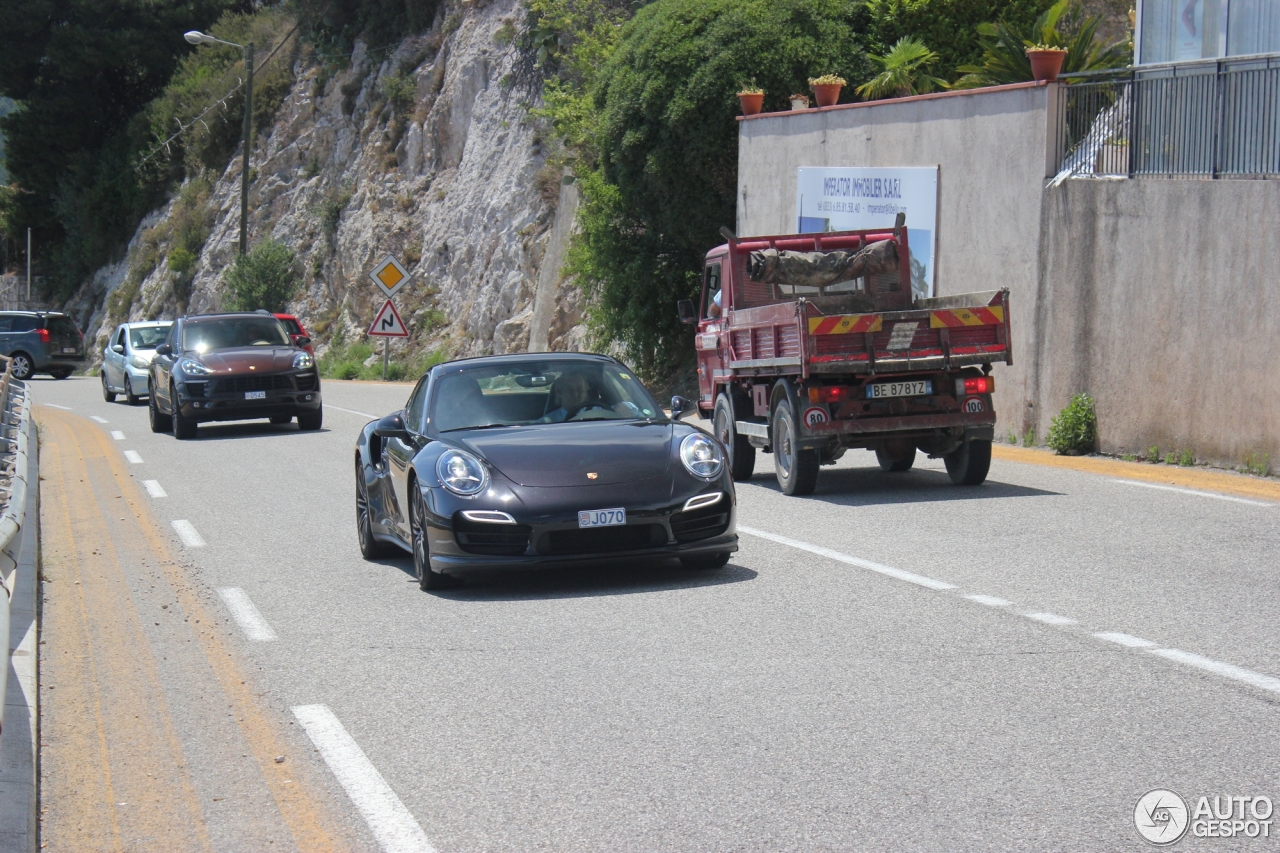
[275,314,314,355]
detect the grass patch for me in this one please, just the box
[1021,426,1037,448]
[1240,453,1271,477]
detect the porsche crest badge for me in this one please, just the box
[587,472,599,480]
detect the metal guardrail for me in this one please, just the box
[0,354,31,732]
[1055,55,1280,179]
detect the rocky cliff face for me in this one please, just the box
[66,0,584,367]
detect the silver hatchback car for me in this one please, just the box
[101,321,173,404]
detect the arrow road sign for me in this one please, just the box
[367,299,410,337]
[369,255,410,298]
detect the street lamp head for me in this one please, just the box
[184,30,211,45]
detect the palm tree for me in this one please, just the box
[952,0,1130,89]
[856,37,950,100]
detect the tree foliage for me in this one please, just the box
[857,36,949,100]
[562,0,873,378]
[224,238,298,312]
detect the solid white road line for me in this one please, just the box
[142,480,167,498]
[1112,479,1272,507]
[1150,648,1280,695]
[217,588,278,642]
[326,404,380,420]
[292,705,437,853]
[111,430,125,441]
[123,450,143,464]
[44,403,71,410]
[1094,632,1156,649]
[738,526,956,590]
[90,415,108,424]
[965,594,1012,607]
[171,520,205,548]
[1023,612,1077,626]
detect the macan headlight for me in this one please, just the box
[436,449,489,497]
[177,357,213,376]
[680,432,723,479]
[293,351,314,370]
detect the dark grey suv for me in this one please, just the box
[0,312,85,379]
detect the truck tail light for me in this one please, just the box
[956,376,994,396]
[808,386,850,404]
[36,329,50,344]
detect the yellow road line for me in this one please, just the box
[37,407,352,851]
[992,444,1280,504]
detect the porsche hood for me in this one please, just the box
[457,421,674,487]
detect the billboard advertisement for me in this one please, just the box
[796,166,939,299]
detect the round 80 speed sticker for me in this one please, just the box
[802,406,829,428]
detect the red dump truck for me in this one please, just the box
[677,215,1011,496]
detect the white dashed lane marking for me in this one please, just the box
[1112,479,1273,507]
[111,430,125,441]
[90,415,108,424]
[217,588,278,642]
[171,520,205,548]
[142,480,167,498]
[741,524,1280,701]
[123,450,143,464]
[292,704,437,853]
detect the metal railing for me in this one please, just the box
[1055,54,1280,180]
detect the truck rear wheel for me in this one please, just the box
[876,447,916,472]
[944,438,991,486]
[713,394,755,481]
[772,398,819,496]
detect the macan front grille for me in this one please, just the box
[453,515,531,557]
[670,499,730,543]
[182,381,208,398]
[296,373,317,392]
[539,524,666,557]
[213,374,294,395]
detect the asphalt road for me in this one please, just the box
[31,375,1280,852]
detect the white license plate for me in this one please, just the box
[245,390,266,400]
[578,507,625,528]
[61,347,77,354]
[866,380,932,399]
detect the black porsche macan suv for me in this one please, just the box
[148,312,322,439]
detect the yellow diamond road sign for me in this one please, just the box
[369,255,410,298]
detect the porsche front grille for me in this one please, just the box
[214,374,293,394]
[670,501,730,543]
[453,515,531,556]
[539,524,666,556]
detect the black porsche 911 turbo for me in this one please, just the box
[355,353,738,589]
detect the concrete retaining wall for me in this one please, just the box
[736,83,1279,469]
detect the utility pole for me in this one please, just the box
[239,42,254,256]
[26,228,31,300]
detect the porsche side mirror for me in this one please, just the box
[295,335,311,347]
[373,412,410,441]
[155,343,172,357]
[670,395,692,420]
[677,299,697,325]
[111,344,125,354]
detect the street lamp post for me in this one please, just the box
[184,31,254,255]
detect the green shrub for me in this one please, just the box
[381,73,416,115]
[1241,453,1271,477]
[1177,449,1194,467]
[224,238,298,312]
[317,185,354,234]
[1046,392,1097,455]
[1147,444,1159,461]
[1022,425,1037,447]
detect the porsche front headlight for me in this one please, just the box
[177,357,213,376]
[293,351,314,370]
[680,432,723,479]
[436,449,489,496]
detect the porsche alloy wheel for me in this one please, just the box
[410,484,449,591]
[171,383,197,440]
[356,460,396,559]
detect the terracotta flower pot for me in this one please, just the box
[812,83,842,107]
[738,92,764,116]
[1026,49,1066,83]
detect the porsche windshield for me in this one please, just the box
[433,362,661,432]
[182,317,290,353]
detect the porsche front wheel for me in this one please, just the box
[410,485,450,590]
[356,461,396,559]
